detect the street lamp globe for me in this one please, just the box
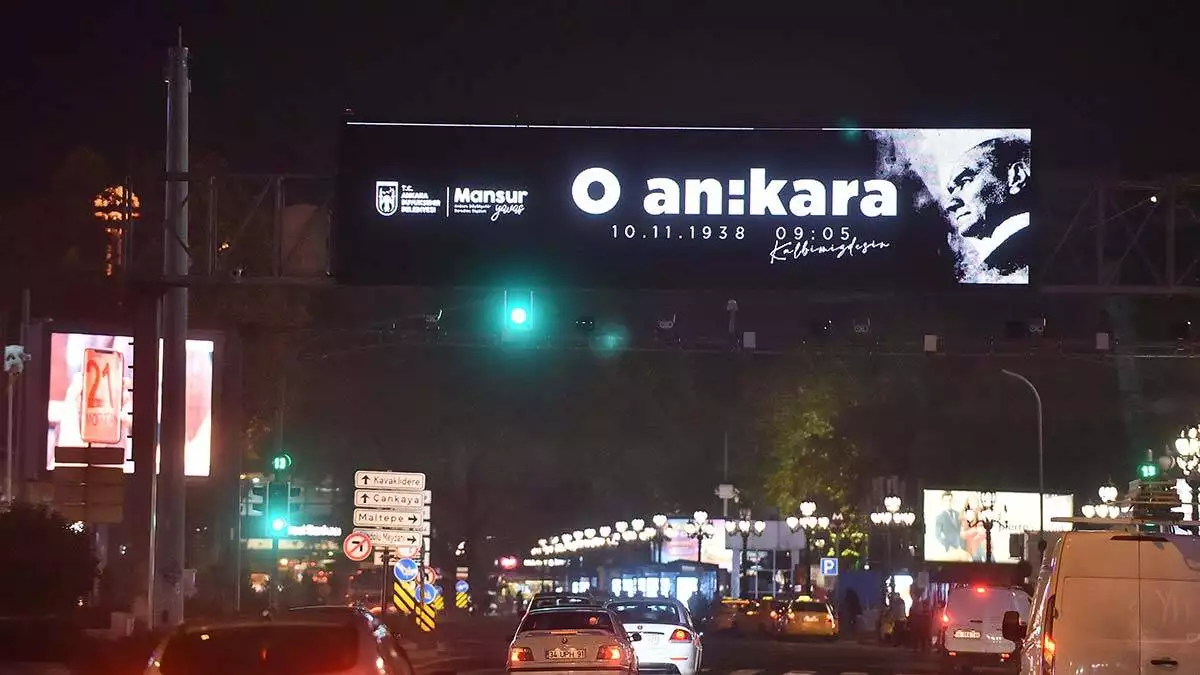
[653,514,668,529]
[599,526,612,538]
[692,511,709,526]
[573,530,584,541]
[785,516,800,532]
[663,524,676,538]
[584,528,596,539]
[1098,483,1118,504]
[615,521,629,533]
[817,516,831,529]
[725,521,737,535]
[799,500,817,517]
[630,518,646,532]
[753,520,767,535]
[1082,503,1096,518]
[737,520,751,534]
[622,530,637,542]
[884,495,902,513]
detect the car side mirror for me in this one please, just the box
[629,632,643,642]
[1001,610,1026,643]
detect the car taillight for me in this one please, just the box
[597,645,623,661]
[1042,594,1057,675]
[942,613,950,624]
[769,610,778,619]
[669,628,691,642]
[509,647,533,663]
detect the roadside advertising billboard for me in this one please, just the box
[335,123,1032,289]
[923,489,1073,564]
[46,332,215,477]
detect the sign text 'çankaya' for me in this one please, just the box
[338,124,1033,289]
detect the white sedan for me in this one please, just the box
[607,599,702,675]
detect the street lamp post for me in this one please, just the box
[1174,427,1200,525]
[724,510,766,598]
[683,511,715,564]
[870,496,916,597]
[1001,369,1045,553]
[963,492,1007,563]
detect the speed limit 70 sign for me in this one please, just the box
[343,532,373,562]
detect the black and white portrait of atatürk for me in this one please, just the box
[871,129,1032,285]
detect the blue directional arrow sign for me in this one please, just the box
[455,579,469,594]
[417,582,441,603]
[819,557,839,576]
[393,557,419,583]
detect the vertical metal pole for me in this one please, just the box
[160,31,191,627]
[272,178,284,277]
[1002,370,1045,553]
[206,177,217,276]
[1096,184,1106,285]
[234,479,243,613]
[381,549,391,616]
[131,299,162,628]
[5,375,13,505]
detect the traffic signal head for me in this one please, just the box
[266,481,291,537]
[504,290,534,330]
[1138,461,1159,480]
[271,453,293,472]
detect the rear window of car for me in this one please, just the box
[531,596,595,610]
[790,601,828,613]
[521,611,614,632]
[608,603,683,625]
[160,624,359,675]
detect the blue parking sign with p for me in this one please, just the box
[455,579,469,593]
[820,557,839,576]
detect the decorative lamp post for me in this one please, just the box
[683,510,716,563]
[964,491,1008,562]
[870,495,916,596]
[724,509,766,598]
[1175,426,1200,522]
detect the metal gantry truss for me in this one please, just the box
[1040,175,1200,294]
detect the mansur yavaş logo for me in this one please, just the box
[570,167,898,218]
[451,187,529,221]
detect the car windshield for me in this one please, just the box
[159,624,359,675]
[521,611,614,632]
[791,601,827,613]
[608,602,683,625]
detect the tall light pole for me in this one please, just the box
[683,511,715,563]
[724,510,765,598]
[1002,369,1044,552]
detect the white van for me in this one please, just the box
[941,584,1030,671]
[1005,530,1200,675]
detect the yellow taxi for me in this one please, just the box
[706,598,751,632]
[775,597,838,640]
[735,598,785,636]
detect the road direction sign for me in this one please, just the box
[354,529,422,548]
[820,557,839,576]
[353,509,431,532]
[455,579,469,593]
[394,557,419,582]
[355,471,426,491]
[355,490,432,510]
[343,532,373,562]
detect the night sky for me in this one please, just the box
[3,1,1199,204]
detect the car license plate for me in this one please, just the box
[545,647,588,660]
[953,629,981,639]
[646,635,661,646]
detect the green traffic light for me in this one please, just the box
[510,307,528,325]
[271,517,287,532]
[271,453,293,472]
[1138,463,1159,479]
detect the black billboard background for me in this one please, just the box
[333,124,1030,290]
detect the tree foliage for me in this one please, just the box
[0,503,97,614]
[757,367,864,515]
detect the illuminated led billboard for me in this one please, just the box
[335,123,1032,289]
[46,332,214,477]
[923,489,1073,564]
